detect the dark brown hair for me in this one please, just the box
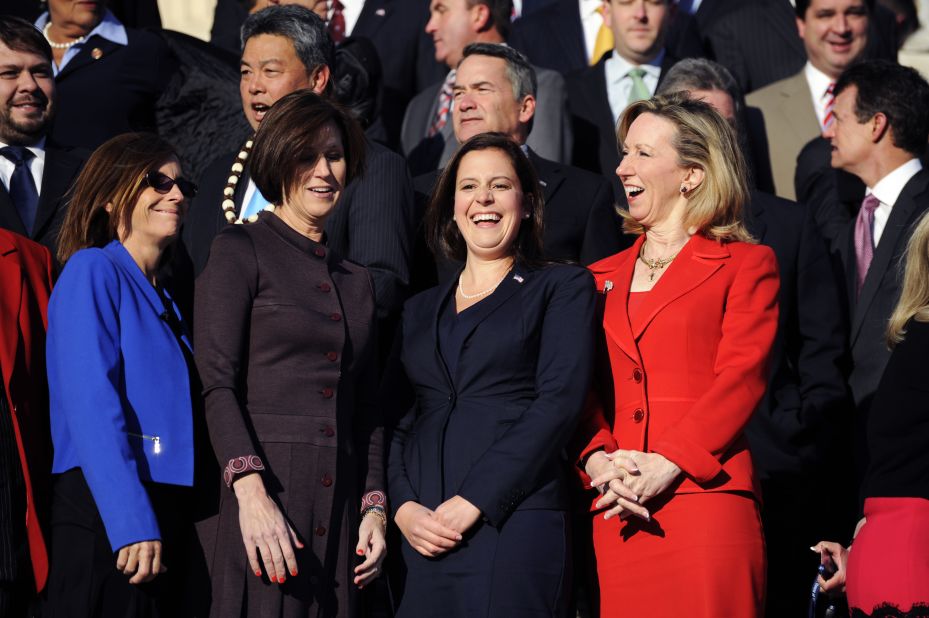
[57,133,177,264]
[249,89,366,205]
[426,132,544,264]
[0,15,52,63]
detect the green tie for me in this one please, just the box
[627,68,651,105]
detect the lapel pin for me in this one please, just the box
[513,274,524,283]
[539,180,547,187]
[604,280,613,293]
[91,47,103,60]
[375,8,386,16]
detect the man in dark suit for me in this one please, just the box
[413,43,625,289]
[0,17,86,263]
[657,58,852,618]
[184,5,413,328]
[565,0,678,201]
[824,61,929,476]
[401,0,571,174]
[0,228,53,617]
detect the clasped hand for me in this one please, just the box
[586,449,681,521]
[395,495,480,558]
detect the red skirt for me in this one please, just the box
[592,491,765,618]
[847,497,929,614]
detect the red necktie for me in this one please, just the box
[823,83,836,130]
[329,0,346,44]
[854,194,880,294]
[427,70,456,138]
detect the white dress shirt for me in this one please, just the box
[604,51,664,123]
[580,0,607,62]
[0,139,46,197]
[804,62,835,129]
[328,0,364,37]
[868,158,923,246]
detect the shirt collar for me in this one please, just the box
[868,158,923,207]
[580,0,604,16]
[36,9,128,47]
[605,49,665,84]
[804,61,835,99]
[0,138,46,161]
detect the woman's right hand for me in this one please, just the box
[811,541,850,593]
[116,540,166,584]
[584,450,650,521]
[394,501,463,558]
[233,473,304,583]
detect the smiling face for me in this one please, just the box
[617,112,692,228]
[120,158,187,249]
[797,0,869,79]
[0,42,55,145]
[606,0,672,65]
[240,34,315,131]
[426,0,481,69]
[452,54,534,144]
[278,121,346,227]
[453,148,526,261]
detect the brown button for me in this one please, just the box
[323,426,335,437]
[632,368,643,383]
[321,387,334,399]
[326,351,338,362]
[317,282,331,292]
[632,409,645,423]
[330,312,341,321]
[314,247,326,258]
[315,526,326,536]
[321,475,333,487]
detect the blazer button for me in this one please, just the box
[315,525,326,536]
[330,312,342,322]
[314,247,326,258]
[323,426,335,437]
[632,368,643,383]
[321,474,333,487]
[633,408,645,423]
[321,387,334,399]
[317,282,331,293]
[326,351,338,362]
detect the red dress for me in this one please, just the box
[576,234,779,617]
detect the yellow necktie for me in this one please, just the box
[591,5,614,66]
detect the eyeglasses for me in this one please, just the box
[144,171,198,199]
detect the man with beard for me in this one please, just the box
[0,16,86,262]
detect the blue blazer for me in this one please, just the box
[47,241,194,552]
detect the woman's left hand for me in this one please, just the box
[353,513,387,589]
[434,495,482,535]
[609,451,681,504]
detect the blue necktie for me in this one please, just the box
[241,186,270,220]
[1,146,39,235]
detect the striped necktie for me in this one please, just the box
[427,71,456,138]
[822,83,836,130]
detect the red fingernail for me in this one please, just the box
[255,569,262,577]
[357,549,364,555]
[291,569,297,576]
[279,576,286,584]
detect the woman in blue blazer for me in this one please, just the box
[389,133,596,617]
[44,133,206,616]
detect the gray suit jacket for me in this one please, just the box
[400,66,571,175]
[746,70,820,201]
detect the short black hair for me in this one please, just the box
[470,0,513,39]
[0,15,52,63]
[795,0,874,19]
[241,5,334,73]
[834,59,929,156]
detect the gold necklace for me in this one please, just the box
[638,241,679,282]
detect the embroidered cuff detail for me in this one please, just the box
[224,455,265,487]
[360,490,387,513]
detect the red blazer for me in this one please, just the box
[577,233,779,501]
[0,229,53,591]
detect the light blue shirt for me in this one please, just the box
[35,10,128,74]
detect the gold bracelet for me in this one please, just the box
[362,506,387,527]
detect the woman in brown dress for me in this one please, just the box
[194,90,386,617]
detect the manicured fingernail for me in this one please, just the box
[279,576,286,584]
[291,569,297,576]
[357,549,364,555]
[255,569,262,577]
[810,546,818,552]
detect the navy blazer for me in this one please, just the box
[388,264,595,526]
[46,241,193,552]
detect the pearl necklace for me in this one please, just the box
[43,23,86,50]
[221,135,275,224]
[638,241,680,282]
[457,270,509,300]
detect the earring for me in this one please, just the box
[522,212,531,219]
[680,184,688,194]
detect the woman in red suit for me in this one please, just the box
[575,92,779,617]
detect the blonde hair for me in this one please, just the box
[615,92,754,243]
[887,209,929,346]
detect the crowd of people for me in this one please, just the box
[1,0,929,617]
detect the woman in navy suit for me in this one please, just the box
[388,133,596,617]
[44,133,206,616]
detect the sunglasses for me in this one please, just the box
[145,171,198,199]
